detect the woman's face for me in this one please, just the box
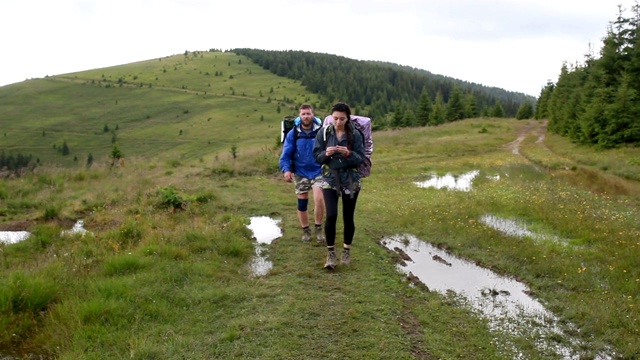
[332,111,349,130]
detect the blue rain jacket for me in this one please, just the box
[279,118,323,179]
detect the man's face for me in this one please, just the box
[299,108,314,127]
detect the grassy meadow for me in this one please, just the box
[1,53,639,359]
[0,51,321,166]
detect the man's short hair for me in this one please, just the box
[300,104,314,112]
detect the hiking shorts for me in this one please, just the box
[294,174,324,195]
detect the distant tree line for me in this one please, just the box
[0,151,34,177]
[536,4,640,148]
[231,48,534,129]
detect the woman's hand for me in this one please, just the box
[336,146,350,156]
[326,146,350,157]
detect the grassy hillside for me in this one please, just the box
[0,51,321,166]
[1,116,639,359]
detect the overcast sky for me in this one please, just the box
[0,0,636,96]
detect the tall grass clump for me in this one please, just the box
[103,254,146,276]
[115,219,144,248]
[0,272,59,350]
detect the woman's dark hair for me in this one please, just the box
[330,102,351,119]
[330,102,354,148]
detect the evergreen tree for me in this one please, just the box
[516,101,535,120]
[464,93,478,118]
[416,87,432,126]
[603,75,640,146]
[429,92,447,125]
[111,145,123,167]
[62,141,70,156]
[535,82,555,119]
[391,102,404,128]
[402,110,417,127]
[446,86,465,121]
[86,153,94,168]
[491,101,505,118]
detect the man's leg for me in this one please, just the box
[294,175,312,242]
[297,192,310,228]
[311,183,325,243]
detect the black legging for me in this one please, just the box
[323,189,360,247]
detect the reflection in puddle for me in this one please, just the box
[246,216,282,276]
[414,170,480,191]
[381,234,613,359]
[1,220,91,245]
[480,214,563,243]
[62,220,90,237]
[0,231,31,244]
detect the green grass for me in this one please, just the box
[1,54,639,358]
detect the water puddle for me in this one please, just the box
[381,234,613,359]
[414,170,480,191]
[246,216,282,277]
[480,214,563,244]
[1,220,91,245]
[0,231,31,244]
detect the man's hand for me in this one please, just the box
[284,171,293,182]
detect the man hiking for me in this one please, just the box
[279,104,326,243]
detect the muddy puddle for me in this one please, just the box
[246,216,282,277]
[414,170,480,191]
[381,234,613,359]
[480,214,564,244]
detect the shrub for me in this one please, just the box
[43,205,59,221]
[158,186,186,210]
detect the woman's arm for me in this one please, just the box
[345,131,365,167]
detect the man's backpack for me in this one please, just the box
[280,116,322,143]
[323,115,373,178]
[280,116,296,143]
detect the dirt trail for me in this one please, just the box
[505,120,547,155]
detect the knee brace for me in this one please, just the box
[297,198,309,212]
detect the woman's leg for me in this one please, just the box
[322,189,339,247]
[341,190,360,246]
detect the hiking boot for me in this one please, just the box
[340,250,351,265]
[315,226,326,244]
[324,251,337,269]
[301,228,311,242]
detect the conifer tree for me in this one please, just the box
[464,93,478,118]
[491,101,505,118]
[516,101,534,120]
[416,87,432,126]
[446,86,465,122]
[391,102,404,128]
[402,110,417,127]
[429,92,447,125]
[535,82,555,119]
[62,141,70,156]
